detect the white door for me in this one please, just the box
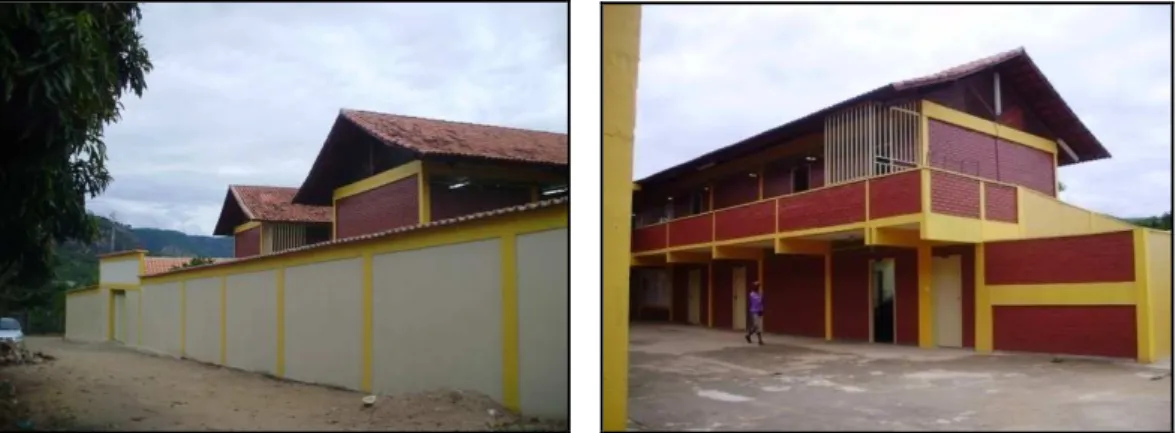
[932,255,963,348]
[687,269,702,325]
[733,266,747,331]
[113,291,126,343]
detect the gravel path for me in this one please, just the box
[1,337,561,431]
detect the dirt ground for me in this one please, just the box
[0,337,565,431]
[629,323,1172,431]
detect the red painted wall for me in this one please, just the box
[869,171,922,219]
[830,251,870,341]
[934,245,975,348]
[778,182,865,231]
[631,225,667,252]
[430,184,530,221]
[709,260,759,330]
[927,119,1055,196]
[985,231,1135,284]
[234,227,260,258]
[335,175,419,239]
[992,306,1136,359]
[715,201,775,241]
[713,173,759,210]
[762,254,825,338]
[667,214,713,247]
[763,163,792,198]
[984,183,1018,222]
[931,170,981,218]
[887,248,920,346]
[810,165,826,189]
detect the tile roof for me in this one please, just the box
[146,196,569,279]
[892,47,1026,90]
[142,257,234,277]
[230,185,333,223]
[341,110,568,165]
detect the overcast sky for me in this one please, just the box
[88,3,567,235]
[636,4,1172,218]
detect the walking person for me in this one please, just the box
[745,281,764,345]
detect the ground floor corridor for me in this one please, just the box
[627,323,1171,431]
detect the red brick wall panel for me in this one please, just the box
[713,174,759,209]
[928,119,1056,197]
[995,140,1055,196]
[887,248,920,346]
[667,214,713,247]
[335,175,419,239]
[710,260,759,330]
[715,201,775,241]
[430,185,530,222]
[931,171,981,218]
[934,245,976,348]
[869,171,922,219]
[992,306,1136,359]
[631,225,667,252]
[830,251,870,341]
[778,182,865,231]
[985,232,1135,284]
[984,183,1018,222]
[762,254,825,338]
[234,227,260,258]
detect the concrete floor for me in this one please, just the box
[628,323,1172,431]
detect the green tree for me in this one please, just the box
[172,257,216,271]
[0,4,152,295]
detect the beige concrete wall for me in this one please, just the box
[284,258,363,389]
[113,291,127,343]
[226,270,277,374]
[126,291,141,347]
[141,283,183,356]
[371,238,503,400]
[65,290,107,342]
[100,258,140,285]
[184,277,222,364]
[1148,231,1171,361]
[516,228,569,418]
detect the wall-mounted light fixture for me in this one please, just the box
[805,156,818,162]
[748,172,758,178]
[449,180,470,190]
[542,186,568,196]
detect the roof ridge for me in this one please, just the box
[340,108,567,137]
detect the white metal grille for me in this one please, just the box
[824,101,921,184]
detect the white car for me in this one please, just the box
[0,318,23,344]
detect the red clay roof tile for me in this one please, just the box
[341,110,568,165]
[230,185,333,223]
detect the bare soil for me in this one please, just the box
[0,337,565,431]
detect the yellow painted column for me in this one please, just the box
[917,244,934,348]
[602,5,641,431]
[501,233,520,411]
[824,253,833,340]
[361,253,374,392]
[276,268,286,377]
[974,244,992,352]
[1133,229,1154,363]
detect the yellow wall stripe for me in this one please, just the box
[974,244,992,352]
[419,163,431,224]
[276,267,286,377]
[234,221,261,234]
[180,281,187,355]
[500,233,520,412]
[1132,229,1154,362]
[361,253,374,392]
[988,282,1135,306]
[220,276,227,365]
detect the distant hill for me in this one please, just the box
[133,227,233,258]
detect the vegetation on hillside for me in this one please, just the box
[0,4,153,300]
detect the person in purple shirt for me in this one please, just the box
[745,281,764,345]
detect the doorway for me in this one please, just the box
[793,166,810,192]
[870,258,896,343]
[932,255,963,347]
[732,266,747,331]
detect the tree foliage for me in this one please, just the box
[172,257,216,271]
[0,4,152,293]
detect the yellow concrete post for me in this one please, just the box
[602,5,641,431]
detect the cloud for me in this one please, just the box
[636,4,1172,217]
[88,3,568,235]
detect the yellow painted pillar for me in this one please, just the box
[602,4,641,431]
[1133,229,1154,363]
[917,244,934,348]
[974,244,992,352]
